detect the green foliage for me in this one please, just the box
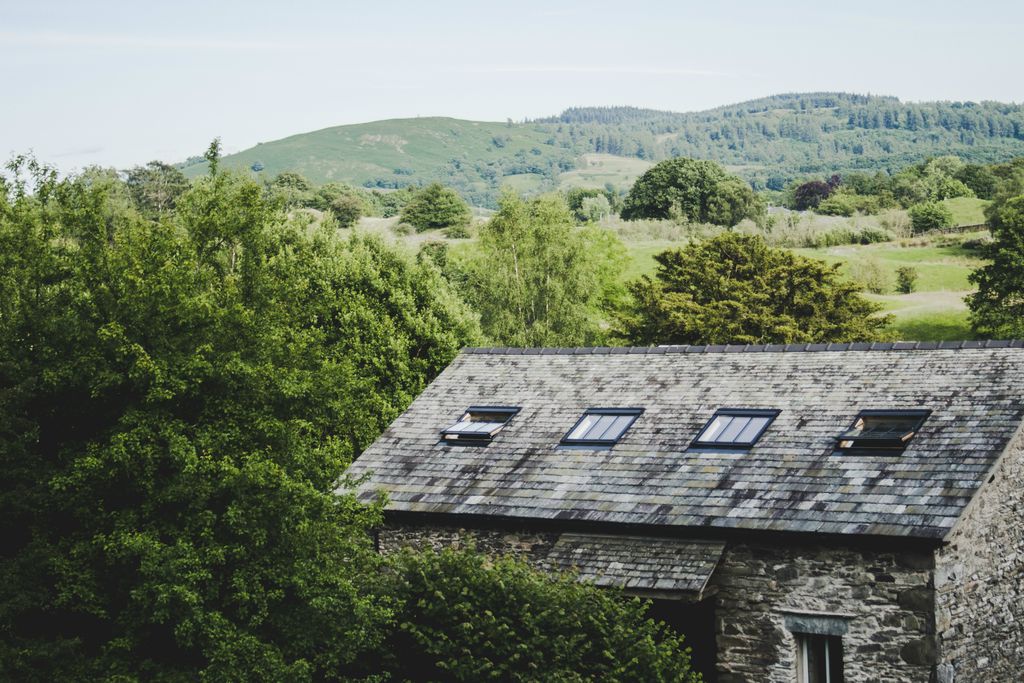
[266,171,315,209]
[400,182,472,232]
[442,223,471,239]
[462,191,627,346]
[367,186,417,218]
[313,182,365,227]
[565,186,619,222]
[621,157,762,226]
[0,157,480,680]
[381,548,701,683]
[125,161,190,217]
[896,266,919,294]
[908,201,954,234]
[616,232,891,345]
[848,257,891,294]
[816,194,857,217]
[187,94,1024,203]
[968,194,1024,337]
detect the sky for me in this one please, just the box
[2,0,1023,172]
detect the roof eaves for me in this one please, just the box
[460,340,1024,356]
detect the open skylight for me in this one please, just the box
[441,406,520,444]
[692,408,779,448]
[836,409,930,450]
[561,408,643,447]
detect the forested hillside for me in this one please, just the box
[185,93,1024,207]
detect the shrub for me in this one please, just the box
[442,223,471,239]
[857,226,897,244]
[380,548,702,682]
[816,194,856,217]
[908,201,954,234]
[895,266,919,294]
[848,258,892,294]
[961,235,994,251]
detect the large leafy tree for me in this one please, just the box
[382,548,702,683]
[0,157,479,680]
[620,157,763,226]
[1,156,702,681]
[313,182,366,228]
[125,160,190,218]
[617,232,891,345]
[968,191,1024,337]
[399,182,471,232]
[462,191,627,346]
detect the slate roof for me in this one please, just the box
[542,534,725,594]
[348,344,1024,540]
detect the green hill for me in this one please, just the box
[184,93,1024,207]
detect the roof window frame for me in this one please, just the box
[835,409,931,451]
[440,405,520,445]
[691,408,781,449]
[560,407,643,448]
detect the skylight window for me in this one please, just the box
[693,408,779,448]
[836,410,930,450]
[441,406,519,444]
[561,408,643,447]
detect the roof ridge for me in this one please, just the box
[461,340,1024,355]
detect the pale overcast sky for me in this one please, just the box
[3,0,1023,172]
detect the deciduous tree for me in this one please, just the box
[399,182,471,232]
[0,157,478,680]
[968,194,1024,337]
[616,232,891,345]
[620,157,763,225]
[462,191,626,346]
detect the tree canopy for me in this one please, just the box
[968,183,1024,338]
[616,232,891,345]
[0,157,698,681]
[399,182,472,232]
[461,191,627,346]
[0,157,479,679]
[125,160,190,217]
[620,157,763,225]
[382,548,701,682]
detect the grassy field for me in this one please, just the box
[183,117,563,187]
[941,197,989,226]
[354,212,986,343]
[556,154,652,191]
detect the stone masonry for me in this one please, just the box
[379,523,938,682]
[935,424,1024,682]
[713,542,935,683]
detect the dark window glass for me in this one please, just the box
[798,634,844,683]
[441,406,519,444]
[837,410,930,450]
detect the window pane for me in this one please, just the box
[716,416,751,442]
[581,415,617,440]
[736,416,770,443]
[699,415,730,442]
[567,415,597,440]
[596,414,635,441]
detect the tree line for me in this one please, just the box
[4,143,1024,679]
[0,148,702,681]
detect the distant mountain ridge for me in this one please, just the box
[184,92,1024,207]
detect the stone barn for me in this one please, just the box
[346,342,1024,682]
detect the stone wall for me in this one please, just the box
[713,542,935,683]
[379,523,938,682]
[935,424,1024,682]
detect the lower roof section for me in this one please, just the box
[542,533,725,597]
